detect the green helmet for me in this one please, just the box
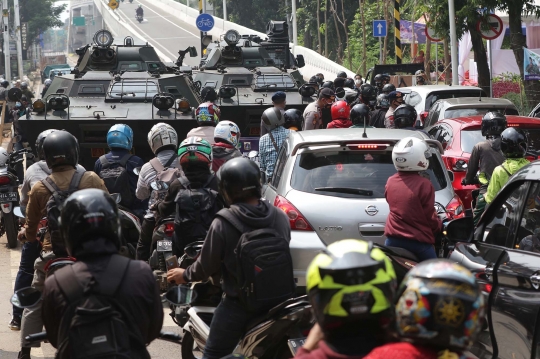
[177,137,213,167]
[307,239,396,332]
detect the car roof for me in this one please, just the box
[441,115,540,129]
[436,97,515,107]
[397,85,484,95]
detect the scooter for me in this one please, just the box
[136,13,144,23]
[148,215,176,291]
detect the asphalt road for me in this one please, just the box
[0,235,182,358]
[115,0,202,66]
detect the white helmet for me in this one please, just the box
[44,79,52,86]
[214,120,241,148]
[392,137,431,171]
[0,147,9,167]
[147,122,178,154]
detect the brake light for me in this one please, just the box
[274,195,313,231]
[348,144,389,150]
[420,111,429,121]
[164,222,175,236]
[443,157,468,172]
[507,123,519,127]
[0,176,10,185]
[446,195,464,219]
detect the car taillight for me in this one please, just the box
[443,157,468,172]
[347,144,390,150]
[0,176,10,185]
[274,195,313,231]
[420,111,429,121]
[164,222,175,236]
[446,195,464,219]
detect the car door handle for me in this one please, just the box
[531,273,540,290]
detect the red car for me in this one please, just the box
[427,115,540,209]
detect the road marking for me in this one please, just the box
[136,0,199,37]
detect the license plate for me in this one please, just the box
[287,338,306,355]
[157,240,173,252]
[0,192,17,202]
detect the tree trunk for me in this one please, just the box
[317,0,322,54]
[383,0,389,64]
[304,30,313,49]
[331,3,343,63]
[508,3,540,110]
[341,0,352,69]
[469,24,490,95]
[324,0,328,57]
[444,38,451,85]
[360,0,367,74]
[425,37,431,79]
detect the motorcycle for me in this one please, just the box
[136,13,144,23]
[1,148,31,248]
[148,215,176,291]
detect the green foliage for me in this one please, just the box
[15,0,66,47]
[493,72,522,83]
[501,91,532,115]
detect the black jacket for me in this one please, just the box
[42,252,163,349]
[183,200,291,297]
[464,137,505,191]
[369,109,387,128]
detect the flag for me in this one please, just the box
[524,48,540,80]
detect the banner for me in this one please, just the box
[400,20,426,44]
[524,48,540,80]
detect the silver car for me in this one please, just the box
[263,128,462,287]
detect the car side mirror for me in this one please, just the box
[446,217,474,243]
[11,287,42,308]
[447,170,454,182]
[295,55,305,68]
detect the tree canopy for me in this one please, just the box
[14,0,66,47]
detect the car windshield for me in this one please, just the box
[461,128,540,153]
[444,107,519,119]
[424,90,487,110]
[291,149,447,198]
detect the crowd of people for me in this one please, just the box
[7,70,529,359]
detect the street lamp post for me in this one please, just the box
[291,0,297,46]
[448,0,459,85]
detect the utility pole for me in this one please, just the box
[2,0,10,82]
[14,0,23,80]
[291,0,297,46]
[223,0,227,21]
[448,0,458,85]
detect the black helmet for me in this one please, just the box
[382,83,396,94]
[500,127,527,158]
[321,81,335,90]
[201,86,217,102]
[360,84,377,101]
[1,80,8,87]
[393,104,417,128]
[60,189,121,257]
[350,104,371,126]
[35,129,57,160]
[481,111,507,137]
[21,82,28,90]
[43,130,79,169]
[218,157,261,204]
[373,74,383,84]
[336,71,347,78]
[343,78,355,89]
[376,94,390,109]
[381,74,391,83]
[283,109,303,130]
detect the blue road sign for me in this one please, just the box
[373,20,387,37]
[196,13,215,32]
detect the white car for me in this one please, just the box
[398,85,487,125]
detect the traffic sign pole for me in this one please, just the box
[394,0,401,64]
[448,0,459,85]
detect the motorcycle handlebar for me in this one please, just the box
[25,332,47,343]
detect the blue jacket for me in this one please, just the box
[94,148,147,211]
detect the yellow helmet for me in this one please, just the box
[307,239,397,331]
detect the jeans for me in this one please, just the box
[473,194,487,226]
[385,236,437,262]
[13,241,41,318]
[203,296,253,359]
[136,217,156,261]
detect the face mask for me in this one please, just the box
[355,80,362,86]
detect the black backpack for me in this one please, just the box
[216,209,295,312]
[98,154,134,208]
[174,176,221,252]
[41,168,85,256]
[54,255,149,359]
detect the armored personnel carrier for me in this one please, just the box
[194,21,314,139]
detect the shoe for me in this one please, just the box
[8,317,21,331]
[17,351,31,359]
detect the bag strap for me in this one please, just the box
[41,176,61,196]
[98,255,131,296]
[164,154,176,168]
[99,155,110,168]
[216,209,248,233]
[267,130,280,152]
[149,157,165,173]
[68,168,85,192]
[117,153,133,168]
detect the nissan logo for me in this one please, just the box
[365,205,379,216]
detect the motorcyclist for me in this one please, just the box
[462,112,506,224]
[385,91,404,129]
[0,79,9,101]
[381,83,396,95]
[259,107,290,180]
[336,71,347,79]
[359,84,377,110]
[283,109,303,131]
[485,127,530,204]
[373,74,383,93]
[303,88,335,130]
[41,79,52,98]
[20,82,34,100]
[369,94,389,128]
[166,157,291,359]
[384,137,442,261]
[187,102,221,144]
[295,239,396,359]
[16,130,107,359]
[41,189,163,356]
[393,104,429,136]
[320,81,335,91]
[212,120,243,172]
[415,69,429,85]
[136,4,144,17]
[327,100,352,128]
[350,103,373,129]
[260,91,286,136]
[365,259,485,359]
[94,124,146,218]
[135,123,181,261]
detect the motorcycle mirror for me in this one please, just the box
[184,241,204,259]
[133,167,141,176]
[14,207,24,218]
[165,285,191,305]
[445,217,474,243]
[150,182,159,191]
[11,287,42,308]
[248,150,258,159]
[110,193,122,204]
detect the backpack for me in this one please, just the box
[41,168,85,256]
[216,209,295,312]
[148,155,181,206]
[54,255,149,359]
[98,154,134,208]
[173,176,221,251]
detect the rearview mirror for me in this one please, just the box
[11,287,42,308]
[295,54,305,68]
[446,217,474,243]
[14,206,23,218]
[165,285,192,306]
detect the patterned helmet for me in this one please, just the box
[177,137,213,167]
[196,103,221,126]
[147,123,178,154]
[214,120,241,148]
[396,259,485,352]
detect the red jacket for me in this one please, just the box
[384,172,441,244]
[295,341,366,359]
[327,119,353,128]
[364,343,474,359]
